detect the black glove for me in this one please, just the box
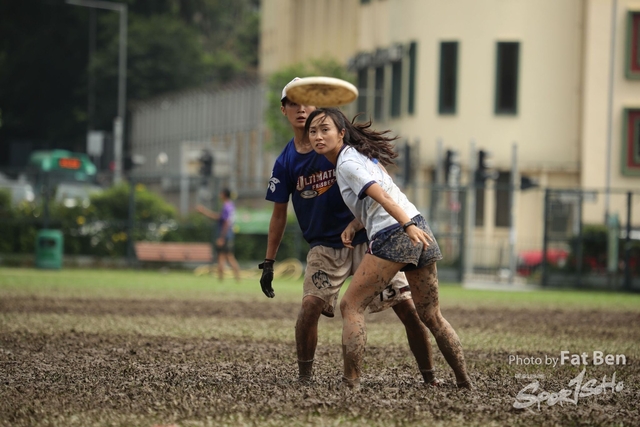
[258,259,275,298]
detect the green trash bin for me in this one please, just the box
[35,229,64,269]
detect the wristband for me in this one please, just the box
[402,220,417,232]
[259,259,275,269]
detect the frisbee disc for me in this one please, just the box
[285,76,358,107]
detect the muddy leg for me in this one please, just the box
[406,263,472,388]
[295,295,324,383]
[392,299,438,385]
[341,255,401,388]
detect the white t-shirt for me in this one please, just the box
[336,146,420,239]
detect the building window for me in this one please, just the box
[408,41,417,115]
[495,172,511,227]
[390,60,402,117]
[548,198,574,236]
[622,108,640,176]
[626,11,640,79]
[374,66,385,121]
[495,42,520,115]
[438,41,458,114]
[357,68,369,115]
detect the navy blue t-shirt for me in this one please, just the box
[266,138,368,248]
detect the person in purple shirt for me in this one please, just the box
[197,188,241,281]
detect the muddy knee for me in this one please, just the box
[339,295,365,317]
[298,297,324,323]
[393,301,422,326]
[420,310,446,331]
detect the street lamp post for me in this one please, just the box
[67,0,127,184]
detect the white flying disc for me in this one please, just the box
[285,76,358,107]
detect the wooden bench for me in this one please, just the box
[134,242,213,264]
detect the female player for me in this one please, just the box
[306,108,472,390]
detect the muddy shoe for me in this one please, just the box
[421,369,443,387]
[297,375,313,386]
[297,359,314,385]
[456,380,473,390]
[340,376,361,391]
[426,378,444,387]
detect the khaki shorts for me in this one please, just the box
[303,243,412,315]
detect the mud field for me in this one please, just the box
[1,296,638,427]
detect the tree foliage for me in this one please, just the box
[265,59,355,152]
[0,1,90,152]
[0,0,260,162]
[0,183,308,262]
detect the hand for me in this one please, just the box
[258,259,275,298]
[341,226,356,249]
[342,218,363,249]
[405,224,433,247]
[216,237,225,246]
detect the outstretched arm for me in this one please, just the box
[196,204,220,220]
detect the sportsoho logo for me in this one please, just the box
[511,351,626,410]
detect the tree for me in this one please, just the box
[265,59,355,152]
[0,1,91,156]
[90,13,216,131]
[0,0,260,166]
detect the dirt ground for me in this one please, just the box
[0,296,638,426]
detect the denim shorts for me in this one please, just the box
[368,215,443,271]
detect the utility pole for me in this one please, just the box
[465,140,477,279]
[509,143,518,284]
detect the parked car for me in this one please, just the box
[54,182,103,208]
[0,174,36,205]
[517,248,569,276]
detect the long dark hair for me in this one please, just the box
[305,108,399,166]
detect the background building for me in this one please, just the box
[129,81,273,215]
[260,0,640,277]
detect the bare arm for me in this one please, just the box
[364,183,432,247]
[196,204,220,220]
[265,202,288,260]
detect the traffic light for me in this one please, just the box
[474,149,495,186]
[520,175,538,191]
[124,154,145,172]
[124,157,133,172]
[199,150,213,177]
[444,149,460,186]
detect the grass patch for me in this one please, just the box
[437,286,640,312]
[2,267,639,312]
